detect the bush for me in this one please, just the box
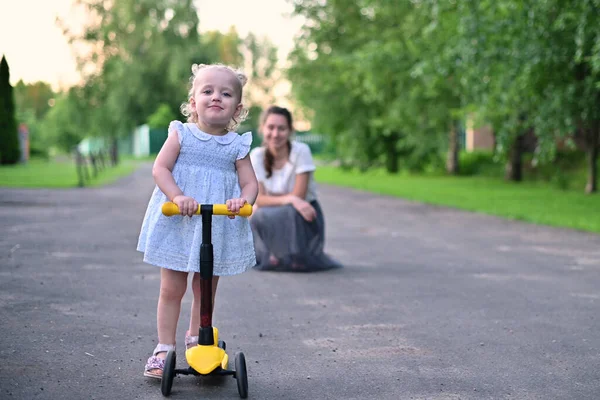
[459,150,498,176]
[524,150,588,190]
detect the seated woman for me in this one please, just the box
[249,105,341,272]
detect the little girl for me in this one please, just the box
[137,63,258,378]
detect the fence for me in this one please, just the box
[73,146,111,187]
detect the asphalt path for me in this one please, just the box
[1,163,599,400]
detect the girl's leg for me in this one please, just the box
[187,273,220,345]
[146,268,188,377]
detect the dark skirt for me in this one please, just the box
[250,200,342,272]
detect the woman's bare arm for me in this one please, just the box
[254,172,310,207]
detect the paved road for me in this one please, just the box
[1,164,599,400]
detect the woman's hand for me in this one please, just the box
[172,195,198,217]
[226,197,247,219]
[291,196,317,222]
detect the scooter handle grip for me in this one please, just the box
[161,202,253,217]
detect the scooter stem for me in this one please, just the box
[199,205,215,345]
[160,201,253,347]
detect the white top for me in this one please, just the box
[250,141,318,203]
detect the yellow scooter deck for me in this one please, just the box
[185,327,228,375]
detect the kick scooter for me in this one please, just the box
[159,202,252,398]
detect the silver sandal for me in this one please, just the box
[143,343,175,379]
[185,332,198,349]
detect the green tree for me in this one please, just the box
[59,0,208,164]
[13,81,56,158]
[288,1,392,171]
[242,33,279,108]
[0,55,20,164]
[459,0,600,192]
[14,80,55,121]
[41,88,87,153]
[289,1,458,173]
[406,1,468,175]
[202,27,244,66]
[147,103,177,129]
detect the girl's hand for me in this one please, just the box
[173,195,198,217]
[226,197,247,219]
[291,196,317,222]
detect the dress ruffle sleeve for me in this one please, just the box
[168,120,185,144]
[236,131,253,160]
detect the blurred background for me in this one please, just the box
[0,0,599,231]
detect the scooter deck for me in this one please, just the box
[185,345,228,374]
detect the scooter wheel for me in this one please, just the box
[161,349,176,396]
[234,352,248,399]
[218,340,226,350]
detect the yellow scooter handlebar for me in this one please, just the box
[161,202,253,217]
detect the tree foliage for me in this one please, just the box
[0,55,20,164]
[147,103,177,129]
[14,80,55,121]
[242,33,280,109]
[288,0,466,173]
[288,0,600,193]
[457,0,600,192]
[39,0,282,163]
[42,88,88,153]
[52,0,208,163]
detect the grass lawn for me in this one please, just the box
[315,166,600,234]
[0,157,145,189]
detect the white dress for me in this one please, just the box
[137,121,256,275]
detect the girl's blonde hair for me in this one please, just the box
[180,63,250,132]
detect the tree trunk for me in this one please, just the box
[585,126,598,194]
[110,137,119,166]
[384,132,399,173]
[446,121,459,175]
[505,134,524,182]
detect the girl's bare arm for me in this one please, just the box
[235,155,259,205]
[152,133,184,201]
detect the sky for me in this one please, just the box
[0,0,304,90]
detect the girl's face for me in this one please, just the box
[261,113,292,152]
[191,67,242,133]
